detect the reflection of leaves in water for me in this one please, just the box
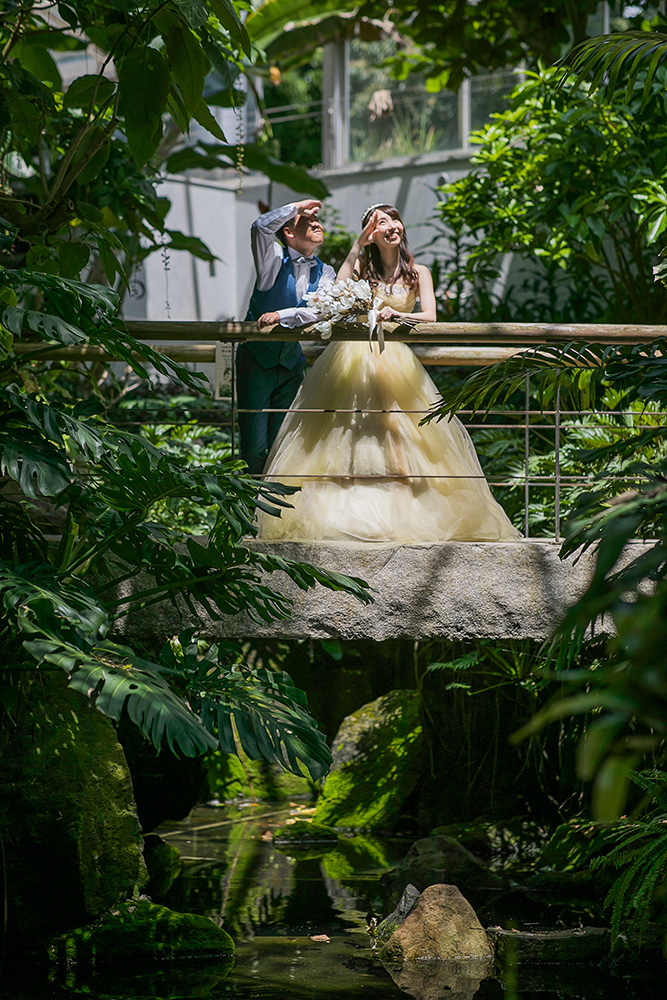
[57,956,234,999]
[322,835,393,882]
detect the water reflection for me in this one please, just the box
[1,803,657,1000]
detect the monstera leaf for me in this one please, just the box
[0,561,109,640]
[161,630,332,778]
[23,635,218,757]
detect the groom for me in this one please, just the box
[237,199,335,474]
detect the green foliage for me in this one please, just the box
[0,0,326,292]
[0,242,371,777]
[563,30,667,109]
[160,630,333,779]
[259,55,324,168]
[435,66,667,324]
[591,770,667,938]
[423,639,548,696]
[0,0,359,778]
[318,208,355,274]
[247,0,614,88]
[431,340,667,820]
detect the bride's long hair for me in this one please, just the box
[359,204,418,291]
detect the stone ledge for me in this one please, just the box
[120,539,651,642]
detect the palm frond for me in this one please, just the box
[561,31,667,108]
[426,342,608,422]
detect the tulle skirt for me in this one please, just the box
[257,340,521,543]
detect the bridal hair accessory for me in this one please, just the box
[361,203,389,226]
[304,278,387,352]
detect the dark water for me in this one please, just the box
[2,803,663,1000]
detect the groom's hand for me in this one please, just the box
[295,199,322,219]
[258,312,281,328]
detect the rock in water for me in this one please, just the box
[376,884,422,944]
[381,834,506,904]
[314,689,422,830]
[378,884,493,963]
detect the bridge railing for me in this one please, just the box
[16,320,667,541]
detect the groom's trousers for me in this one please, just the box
[235,349,304,475]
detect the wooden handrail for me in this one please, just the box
[11,342,524,366]
[120,319,667,344]
[12,319,666,366]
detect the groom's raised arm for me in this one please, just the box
[250,202,298,292]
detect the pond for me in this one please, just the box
[1,802,662,1000]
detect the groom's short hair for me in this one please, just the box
[277,214,298,247]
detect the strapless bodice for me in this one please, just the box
[374,281,417,314]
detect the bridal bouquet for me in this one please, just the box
[304,278,384,341]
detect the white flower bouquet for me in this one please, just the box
[304,278,383,341]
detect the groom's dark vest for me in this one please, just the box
[243,246,324,370]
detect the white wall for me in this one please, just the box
[134,148,474,323]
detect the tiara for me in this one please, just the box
[361,202,389,225]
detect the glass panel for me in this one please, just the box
[259,56,324,169]
[348,39,458,162]
[470,70,521,135]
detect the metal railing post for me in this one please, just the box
[555,385,561,542]
[524,375,530,538]
[230,342,237,462]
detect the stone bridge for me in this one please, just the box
[123,539,647,643]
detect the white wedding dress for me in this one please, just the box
[257,284,521,543]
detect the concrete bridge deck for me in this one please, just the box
[123,539,647,643]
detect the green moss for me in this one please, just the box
[314,690,422,830]
[0,673,146,941]
[143,835,182,901]
[274,820,339,844]
[49,900,235,965]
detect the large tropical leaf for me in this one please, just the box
[0,561,109,640]
[0,431,72,498]
[161,631,332,778]
[0,500,48,564]
[562,31,667,107]
[246,0,357,50]
[3,388,107,461]
[1,269,207,391]
[22,636,217,756]
[165,142,330,199]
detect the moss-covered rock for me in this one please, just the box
[143,834,182,902]
[274,820,339,844]
[314,689,422,830]
[375,883,421,944]
[48,900,234,965]
[207,748,316,804]
[0,673,146,943]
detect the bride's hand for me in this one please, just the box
[377,305,399,321]
[358,211,378,248]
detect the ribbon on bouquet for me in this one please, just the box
[367,308,385,354]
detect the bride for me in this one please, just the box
[257,203,521,543]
